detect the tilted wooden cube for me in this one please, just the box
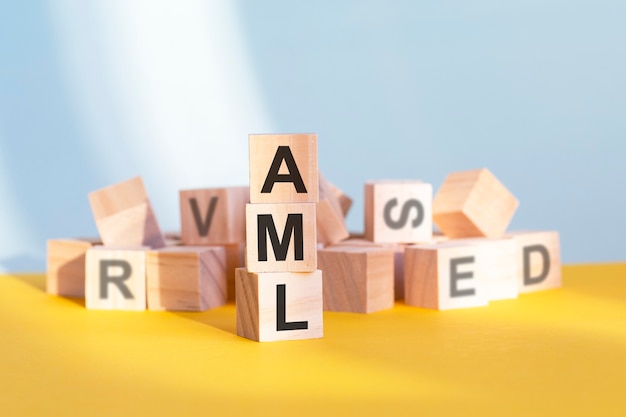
[236,268,323,342]
[249,134,319,204]
[179,186,249,246]
[88,176,166,248]
[327,180,353,217]
[245,203,317,273]
[318,246,394,313]
[506,230,561,293]
[85,246,148,311]
[404,242,489,310]
[316,174,349,246]
[365,180,433,243]
[47,238,100,297]
[433,168,519,239]
[146,246,227,311]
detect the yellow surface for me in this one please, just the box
[1,264,625,416]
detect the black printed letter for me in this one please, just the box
[261,146,307,194]
[276,284,308,331]
[257,214,304,262]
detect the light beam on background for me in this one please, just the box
[0,136,38,272]
[48,0,274,232]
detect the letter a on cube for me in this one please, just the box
[249,134,319,204]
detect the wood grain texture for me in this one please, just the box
[88,177,166,248]
[249,134,319,204]
[328,238,407,301]
[433,168,519,239]
[506,230,561,293]
[85,246,147,310]
[146,246,227,311]
[245,203,317,273]
[318,246,394,313]
[235,268,323,342]
[221,243,246,302]
[364,180,433,244]
[404,242,489,310]
[179,186,249,245]
[46,238,98,297]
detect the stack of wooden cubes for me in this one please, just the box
[235,134,324,342]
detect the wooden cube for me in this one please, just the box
[316,174,349,245]
[318,246,394,313]
[88,177,166,248]
[249,134,319,204]
[235,268,323,342]
[146,246,227,311]
[506,231,561,293]
[327,180,353,217]
[46,238,99,297]
[364,180,433,244]
[328,238,407,301]
[179,186,249,245]
[433,168,519,239]
[392,245,407,301]
[221,243,246,302]
[245,203,317,273]
[85,246,147,310]
[455,237,518,300]
[404,242,489,310]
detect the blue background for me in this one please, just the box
[1,1,624,271]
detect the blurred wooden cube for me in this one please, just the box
[433,168,519,239]
[179,186,248,245]
[146,246,227,311]
[236,268,323,342]
[88,177,166,248]
[316,174,349,246]
[404,242,489,310]
[85,246,147,310]
[327,180,353,217]
[506,230,561,293]
[328,238,407,301]
[318,246,394,313]
[455,237,518,300]
[220,243,246,303]
[245,203,317,273]
[364,180,433,244]
[46,238,99,297]
[249,134,319,204]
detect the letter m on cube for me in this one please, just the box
[245,203,317,273]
